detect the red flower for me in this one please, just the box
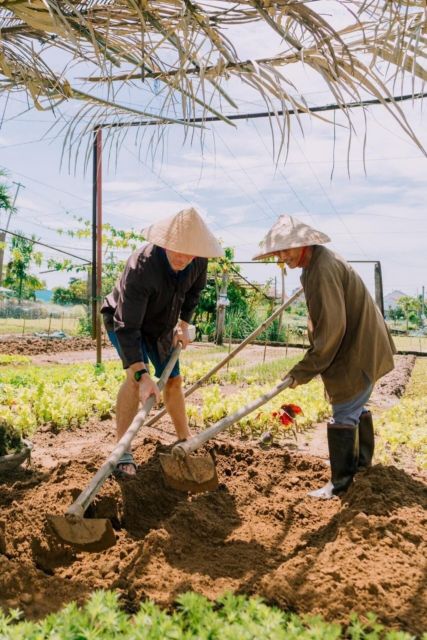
[279,413,293,426]
[271,403,303,428]
[280,403,303,418]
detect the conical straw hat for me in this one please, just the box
[253,214,330,260]
[143,208,223,258]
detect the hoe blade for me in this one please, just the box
[159,452,218,493]
[48,515,116,552]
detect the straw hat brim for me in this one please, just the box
[253,215,330,260]
[143,208,223,258]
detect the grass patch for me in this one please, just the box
[0,317,80,336]
[0,354,31,365]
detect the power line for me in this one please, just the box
[289,130,369,257]
[99,92,427,130]
[250,118,315,222]
[0,228,91,263]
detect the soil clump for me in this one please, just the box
[0,436,425,633]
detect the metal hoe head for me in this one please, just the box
[159,452,218,493]
[47,515,116,552]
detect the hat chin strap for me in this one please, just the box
[296,246,309,268]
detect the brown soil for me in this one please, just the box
[0,335,97,356]
[0,350,425,633]
[0,436,425,632]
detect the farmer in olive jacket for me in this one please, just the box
[254,215,396,499]
[102,208,223,477]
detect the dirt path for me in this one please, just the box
[27,342,303,366]
[0,351,425,633]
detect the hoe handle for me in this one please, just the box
[144,287,304,429]
[67,343,182,519]
[172,376,294,460]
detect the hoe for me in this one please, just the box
[159,376,293,493]
[48,343,182,552]
[47,289,303,551]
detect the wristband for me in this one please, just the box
[134,368,149,382]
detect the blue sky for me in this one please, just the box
[0,21,426,299]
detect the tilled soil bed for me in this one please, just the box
[0,335,97,355]
[0,436,426,634]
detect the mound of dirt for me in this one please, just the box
[0,336,97,356]
[372,355,417,402]
[0,438,425,633]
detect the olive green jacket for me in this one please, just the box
[289,246,396,404]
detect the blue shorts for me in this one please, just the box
[107,330,180,379]
[331,377,374,426]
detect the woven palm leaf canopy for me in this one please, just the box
[0,1,425,154]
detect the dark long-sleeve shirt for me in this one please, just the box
[289,245,395,404]
[101,244,207,367]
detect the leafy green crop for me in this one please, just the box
[375,359,427,470]
[0,422,23,456]
[0,590,421,640]
[0,351,329,440]
[187,378,329,438]
[0,354,31,365]
[0,361,124,435]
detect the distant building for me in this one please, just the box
[384,290,407,312]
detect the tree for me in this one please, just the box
[0,171,16,286]
[48,217,146,298]
[52,278,89,305]
[397,296,422,331]
[193,247,256,340]
[4,232,44,301]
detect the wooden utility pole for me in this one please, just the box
[215,272,229,346]
[277,261,286,338]
[92,127,103,365]
[374,261,384,317]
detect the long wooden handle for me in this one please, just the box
[67,343,182,519]
[171,376,293,459]
[144,287,303,428]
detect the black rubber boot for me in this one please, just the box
[358,410,374,469]
[327,422,359,494]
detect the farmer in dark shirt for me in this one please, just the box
[102,208,223,476]
[254,215,395,499]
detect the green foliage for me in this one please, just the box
[187,376,329,439]
[52,277,88,305]
[0,173,16,213]
[77,309,93,336]
[0,351,326,440]
[0,361,124,435]
[3,232,44,301]
[48,217,144,297]
[395,296,422,329]
[258,317,287,342]
[0,422,23,456]
[0,354,31,365]
[224,308,258,339]
[193,247,260,339]
[0,590,418,639]
[375,359,427,470]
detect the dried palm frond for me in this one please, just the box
[0,0,425,159]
